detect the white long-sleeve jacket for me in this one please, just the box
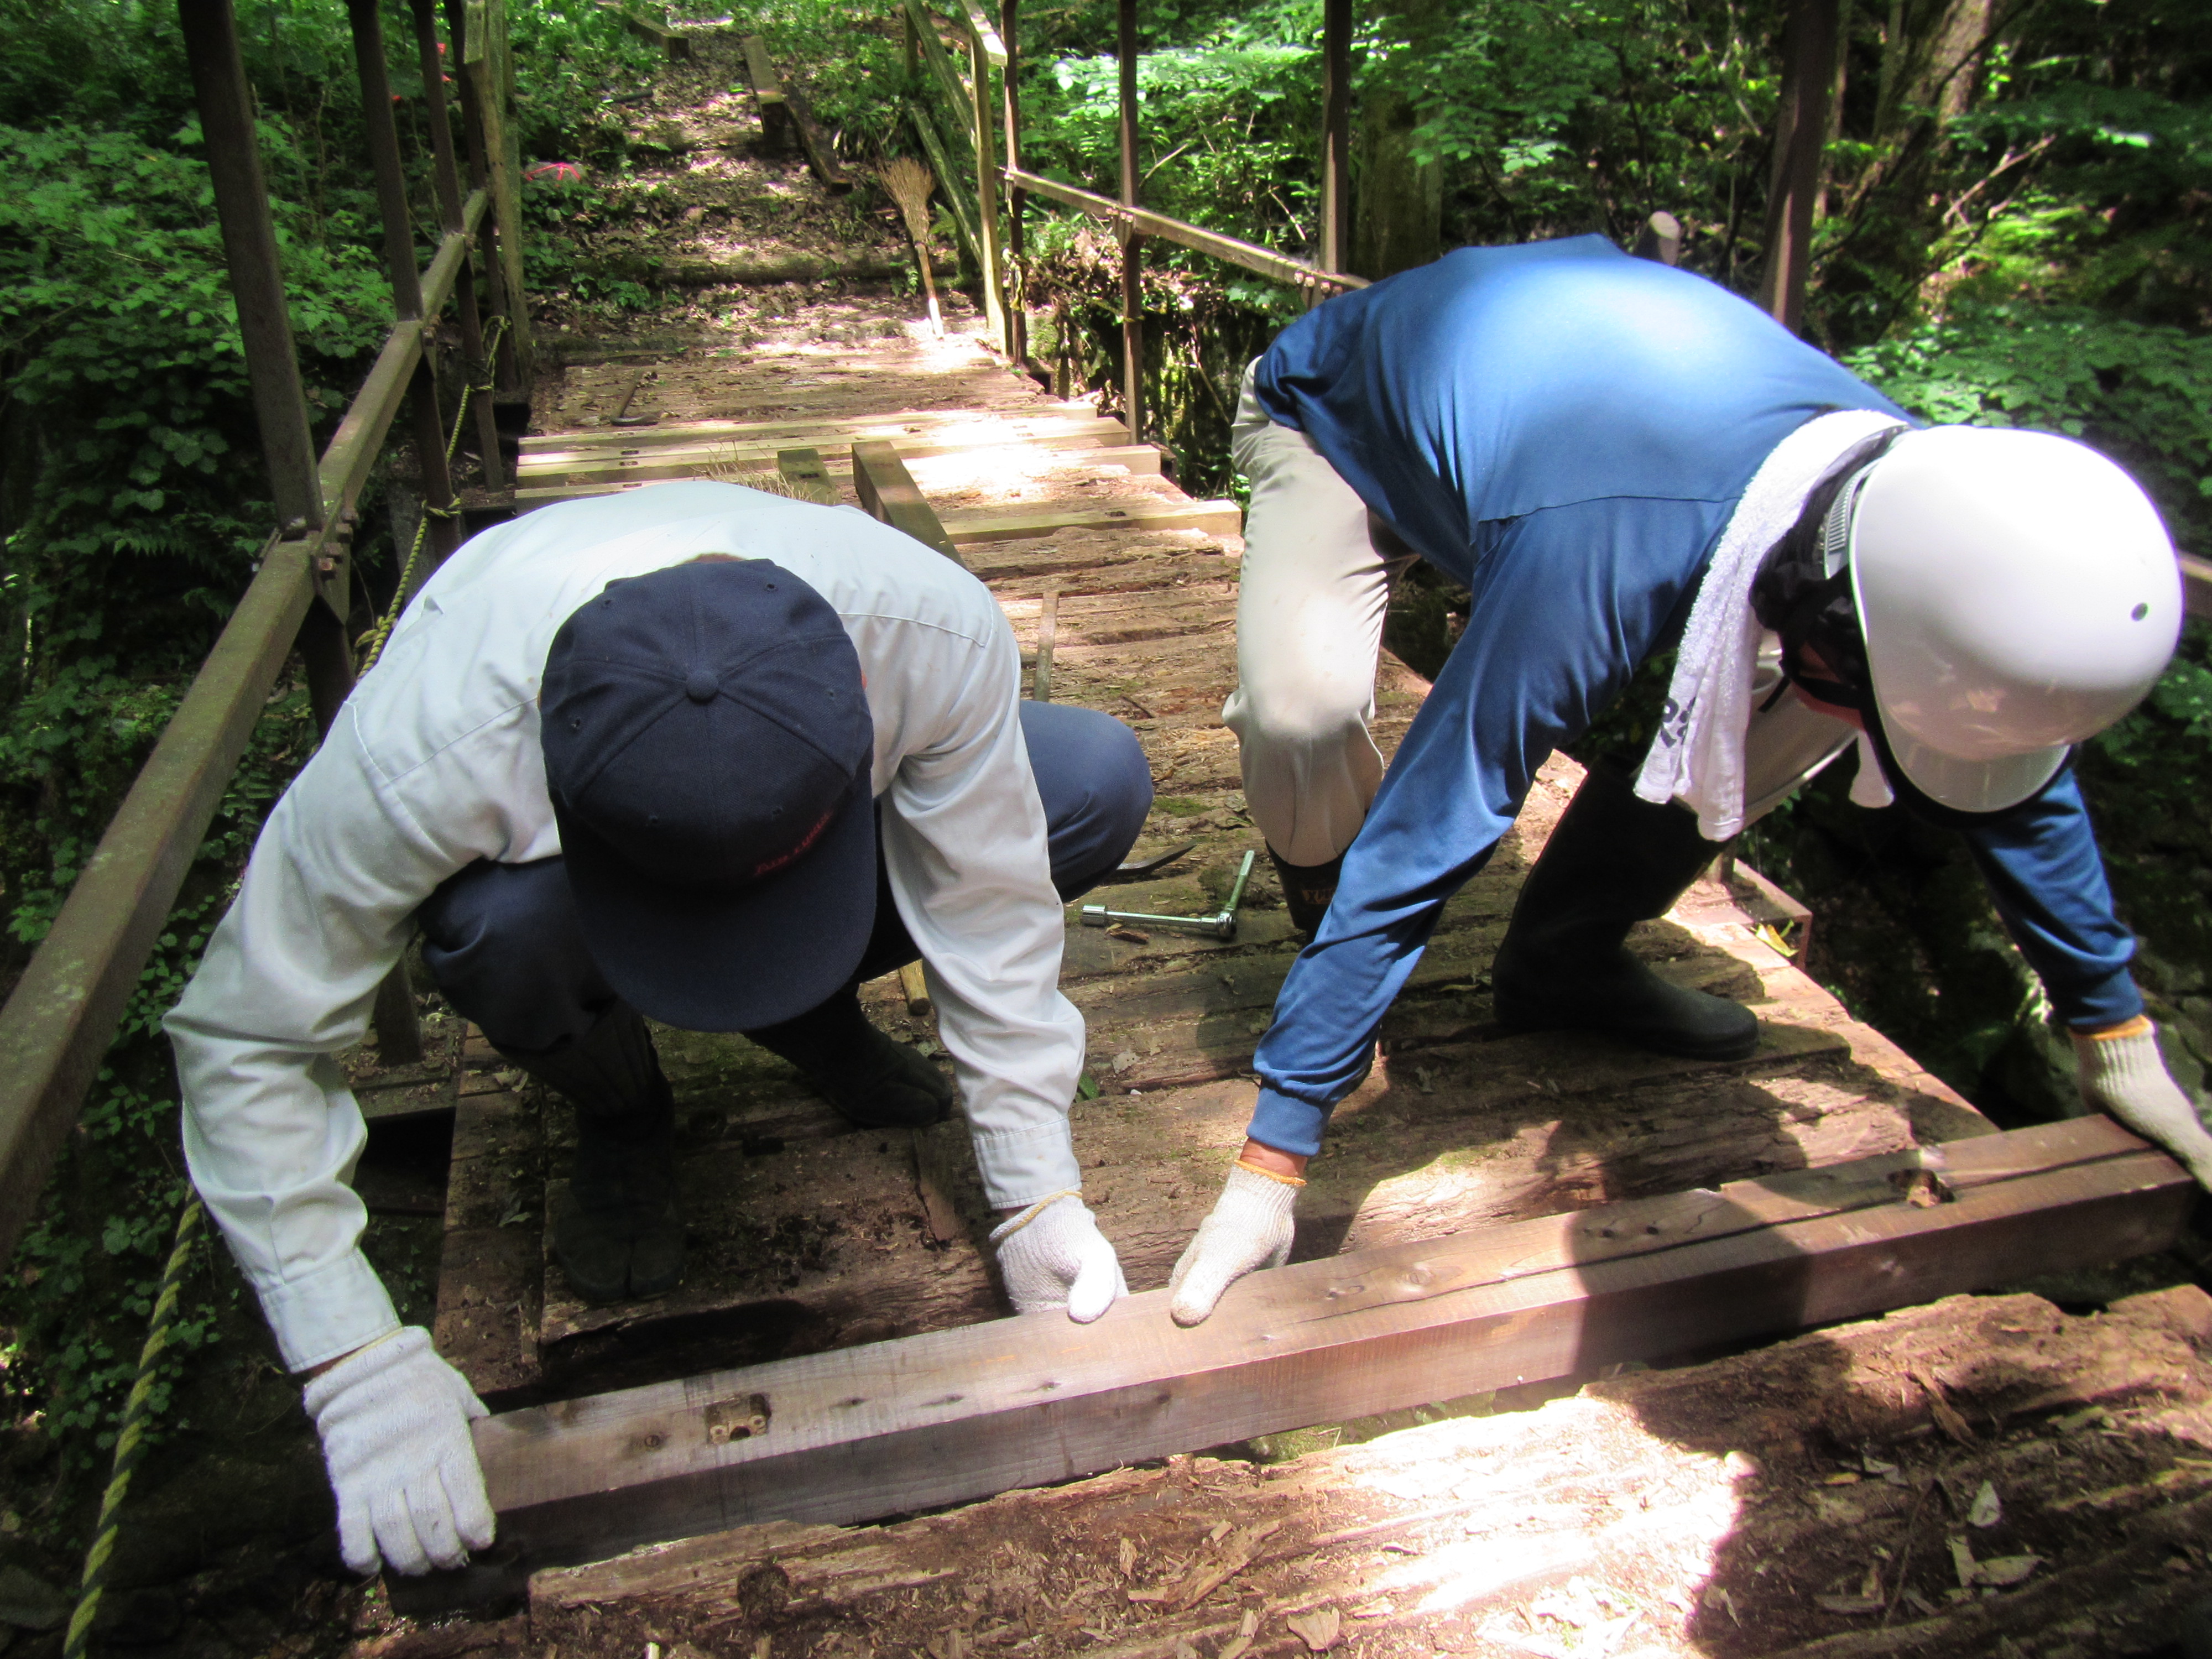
[166,482,1086,1371]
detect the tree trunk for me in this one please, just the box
[1351,0,1443,279]
[1876,0,1993,138]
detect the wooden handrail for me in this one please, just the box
[1005,166,1368,294]
[2182,552,2212,621]
[0,195,492,1267]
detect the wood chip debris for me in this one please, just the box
[1913,1369,1979,1443]
[1285,1609,1341,1653]
[1968,1480,2002,1528]
[1950,1536,2043,1589]
[1215,1607,1262,1659]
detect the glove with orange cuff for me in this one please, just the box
[2074,1016,2212,1191]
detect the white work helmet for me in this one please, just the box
[1836,425,2180,815]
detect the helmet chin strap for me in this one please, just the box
[1751,432,1898,716]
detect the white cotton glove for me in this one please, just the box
[2075,1021,2212,1190]
[1168,1163,1299,1328]
[302,1327,495,1577]
[989,1192,1128,1322]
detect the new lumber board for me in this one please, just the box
[473,1118,2193,1567]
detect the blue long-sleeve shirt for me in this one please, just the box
[1244,237,2141,1156]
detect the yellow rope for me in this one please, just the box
[64,1198,205,1659]
[359,314,509,675]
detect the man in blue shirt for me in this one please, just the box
[1170,237,2210,1325]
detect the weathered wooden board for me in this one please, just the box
[521,1284,2212,1659]
[944,497,1244,543]
[476,1119,2194,1567]
[519,406,1128,457]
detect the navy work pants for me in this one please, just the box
[418,701,1152,1052]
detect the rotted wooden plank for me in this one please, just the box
[473,1118,2193,1569]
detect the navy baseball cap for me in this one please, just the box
[541,558,876,1031]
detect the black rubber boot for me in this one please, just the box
[1268,848,1345,938]
[744,985,953,1129]
[1490,762,1759,1061]
[495,1003,686,1305]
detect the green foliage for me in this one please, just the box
[1844,306,2212,558]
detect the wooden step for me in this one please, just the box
[514,1282,2212,1657]
[473,1116,2193,1571]
[518,441,1164,491]
[943,497,1243,544]
[520,405,1123,456]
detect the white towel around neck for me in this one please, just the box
[1634,410,1907,840]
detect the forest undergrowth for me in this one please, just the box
[0,0,2208,1638]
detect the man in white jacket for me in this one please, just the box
[166,481,1152,1578]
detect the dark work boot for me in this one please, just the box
[1490,763,1759,1061]
[495,1003,686,1305]
[1268,848,1345,938]
[744,985,953,1129]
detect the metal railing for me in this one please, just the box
[0,0,531,1263]
[899,0,1365,444]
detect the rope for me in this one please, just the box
[359,312,510,675]
[64,1196,205,1659]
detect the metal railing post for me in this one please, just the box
[446,0,530,398]
[345,0,439,1065]
[1116,0,1143,442]
[347,0,463,573]
[1001,0,1026,367]
[179,0,323,535]
[411,0,508,491]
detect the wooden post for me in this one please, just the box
[1116,0,1142,442]
[904,8,919,86]
[347,0,462,581]
[410,0,506,490]
[444,0,520,401]
[178,0,323,535]
[453,0,533,393]
[1001,0,1027,367]
[1758,0,1840,333]
[968,38,1010,352]
[1318,0,1351,281]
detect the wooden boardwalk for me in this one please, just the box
[411,295,1996,1404]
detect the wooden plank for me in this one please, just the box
[774,446,840,503]
[524,1286,2212,1658]
[902,0,975,143]
[943,497,1242,544]
[2183,550,2212,619]
[476,1119,2192,1566]
[612,1,692,60]
[852,439,963,565]
[740,34,790,147]
[517,440,1161,491]
[785,86,853,192]
[520,408,1126,457]
[433,1079,546,1397]
[906,99,983,279]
